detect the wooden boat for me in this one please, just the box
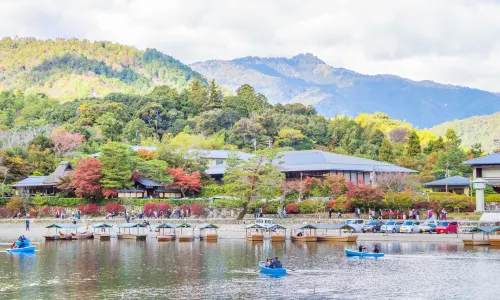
[92,223,112,240]
[316,224,358,242]
[117,223,148,240]
[290,224,318,242]
[245,223,267,241]
[45,224,79,241]
[259,261,286,276]
[466,226,500,246]
[345,249,384,258]
[75,232,94,240]
[7,246,36,253]
[156,224,176,241]
[198,224,219,241]
[176,223,194,242]
[267,224,287,242]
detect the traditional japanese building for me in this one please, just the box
[463,153,500,193]
[10,161,73,196]
[423,176,471,195]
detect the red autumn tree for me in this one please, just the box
[51,128,85,157]
[131,169,143,182]
[324,174,346,199]
[71,158,103,199]
[167,168,202,197]
[345,179,384,210]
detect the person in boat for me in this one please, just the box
[359,245,366,252]
[373,245,380,253]
[264,258,271,267]
[273,257,282,268]
[297,231,303,237]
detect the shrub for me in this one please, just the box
[263,202,282,214]
[179,204,189,212]
[327,200,336,209]
[84,204,101,216]
[285,203,300,214]
[29,208,39,217]
[485,194,500,203]
[297,200,323,214]
[105,202,124,214]
[190,203,205,215]
[412,201,432,210]
[31,194,48,205]
[144,202,158,213]
[6,197,23,212]
[158,203,171,212]
[383,191,413,211]
[77,204,85,213]
[0,207,11,218]
[41,206,52,217]
[49,198,85,206]
[212,199,243,209]
[200,185,227,197]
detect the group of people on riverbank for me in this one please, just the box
[254,206,287,219]
[427,208,447,220]
[263,257,283,268]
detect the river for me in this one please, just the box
[1,239,500,299]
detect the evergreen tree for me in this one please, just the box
[99,142,133,189]
[208,79,222,109]
[434,136,445,152]
[187,79,208,114]
[378,138,394,162]
[445,128,461,148]
[407,131,421,156]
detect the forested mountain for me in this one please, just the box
[431,112,500,152]
[190,54,500,128]
[0,37,204,100]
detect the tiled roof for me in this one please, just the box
[463,153,500,165]
[206,150,416,175]
[423,176,470,187]
[136,178,163,187]
[10,176,50,187]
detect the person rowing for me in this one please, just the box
[373,245,380,253]
[358,245,366,252]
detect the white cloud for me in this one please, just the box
[1,0,500,91]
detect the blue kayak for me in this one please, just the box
[345,249,384,258]
[259,261,286,276]
[6,246,36,253]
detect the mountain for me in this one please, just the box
[190,54,500,128]
[430,112,500,152]
[0,37,204,100]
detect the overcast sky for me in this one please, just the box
[1,0,500,92]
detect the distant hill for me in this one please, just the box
[430,112,500,152]
[190,54,500,127]
[0,37,205,100]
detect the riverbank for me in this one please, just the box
[0,222,478,244]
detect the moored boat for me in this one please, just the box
[75,232,94,240]
[258,261,286,276]
[245,224,266,241]
[44,224,79,241]
[198,224,219,241]
[290,224,317,242]
[117,223,148,240]
[464,226,500,246]
[92,223,113,240]
[177,223,194,242]
[345,249,384,258]
[156,223,176,241]
[267,224,287,242]
[316,224,358,242]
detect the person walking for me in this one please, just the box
[77,210,81,220]
[441,208,447,220]
[435,209,440,220]
[259,207,263,218]
[25,219,30,231]
[283,206,287,218]
[337,208,343,219]
[328,208,333,219]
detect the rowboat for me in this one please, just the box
[198,224,219,241]
[117,223,148,240]
[266,224,287,242]
[316,224,358,242]
[156,224,176,241]
[245,224,266,241]
[177,223,194,242]
[44,224,80,241]
[290,224,318,242]
[258,261,286,276]
[464,226,500,246]
[345,249,384,258]
[6,246,36,253]
[92,223,112,240]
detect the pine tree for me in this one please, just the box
[378,138,394,162]
[434,136,445,152]
[407,131,421,156]
[208,79,222,109]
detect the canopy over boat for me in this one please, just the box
[45,224,79,229]
[117,223,146,228]
[266,224,288,230]
[176,223,193,228]
[246,223,267,229]
[470,226,500,233]
[92,223,112,228]
[156,223,176,229]
[197,224,219,229]
[291,224,317,230]
[316,224,353,230]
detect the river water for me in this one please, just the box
[1,239,499,299]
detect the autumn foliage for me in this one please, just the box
[51,128,84,157]
[71,158,103,199]
[104,202,124,214]
[144,202,171,213]
[167,168,202,197]
[189,203,205,215]
[285,203,300,214]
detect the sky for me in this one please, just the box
[1,0,500,92]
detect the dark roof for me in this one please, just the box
[136,178,163,187]
[463,153,500,165]
[11,176,50,188]
[207,150,416,175]
[45,224,79,229]
[117,189,145,193]
[470,226,500,233]
[423,176,470,187]
[197,224,219,229]
[43,161,72,184]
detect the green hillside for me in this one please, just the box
[0,37,205,100]
[430,112,500,152]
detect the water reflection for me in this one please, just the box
[1,239,500,299]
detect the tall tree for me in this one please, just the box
[99,142,133,189]
[123,119,151,145]
[224,148,285,219]
[407,131,421,156]
[96,113,123,141]
[51,128,84,157]
[167,168,202,197]
[323,174,346,199]
[187,79,208,114]
[378,138,394,162]
[69,158,103,200]
[208,79,222,109]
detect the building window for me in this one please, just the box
[215,159,224,165]
[476,168,482,178]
